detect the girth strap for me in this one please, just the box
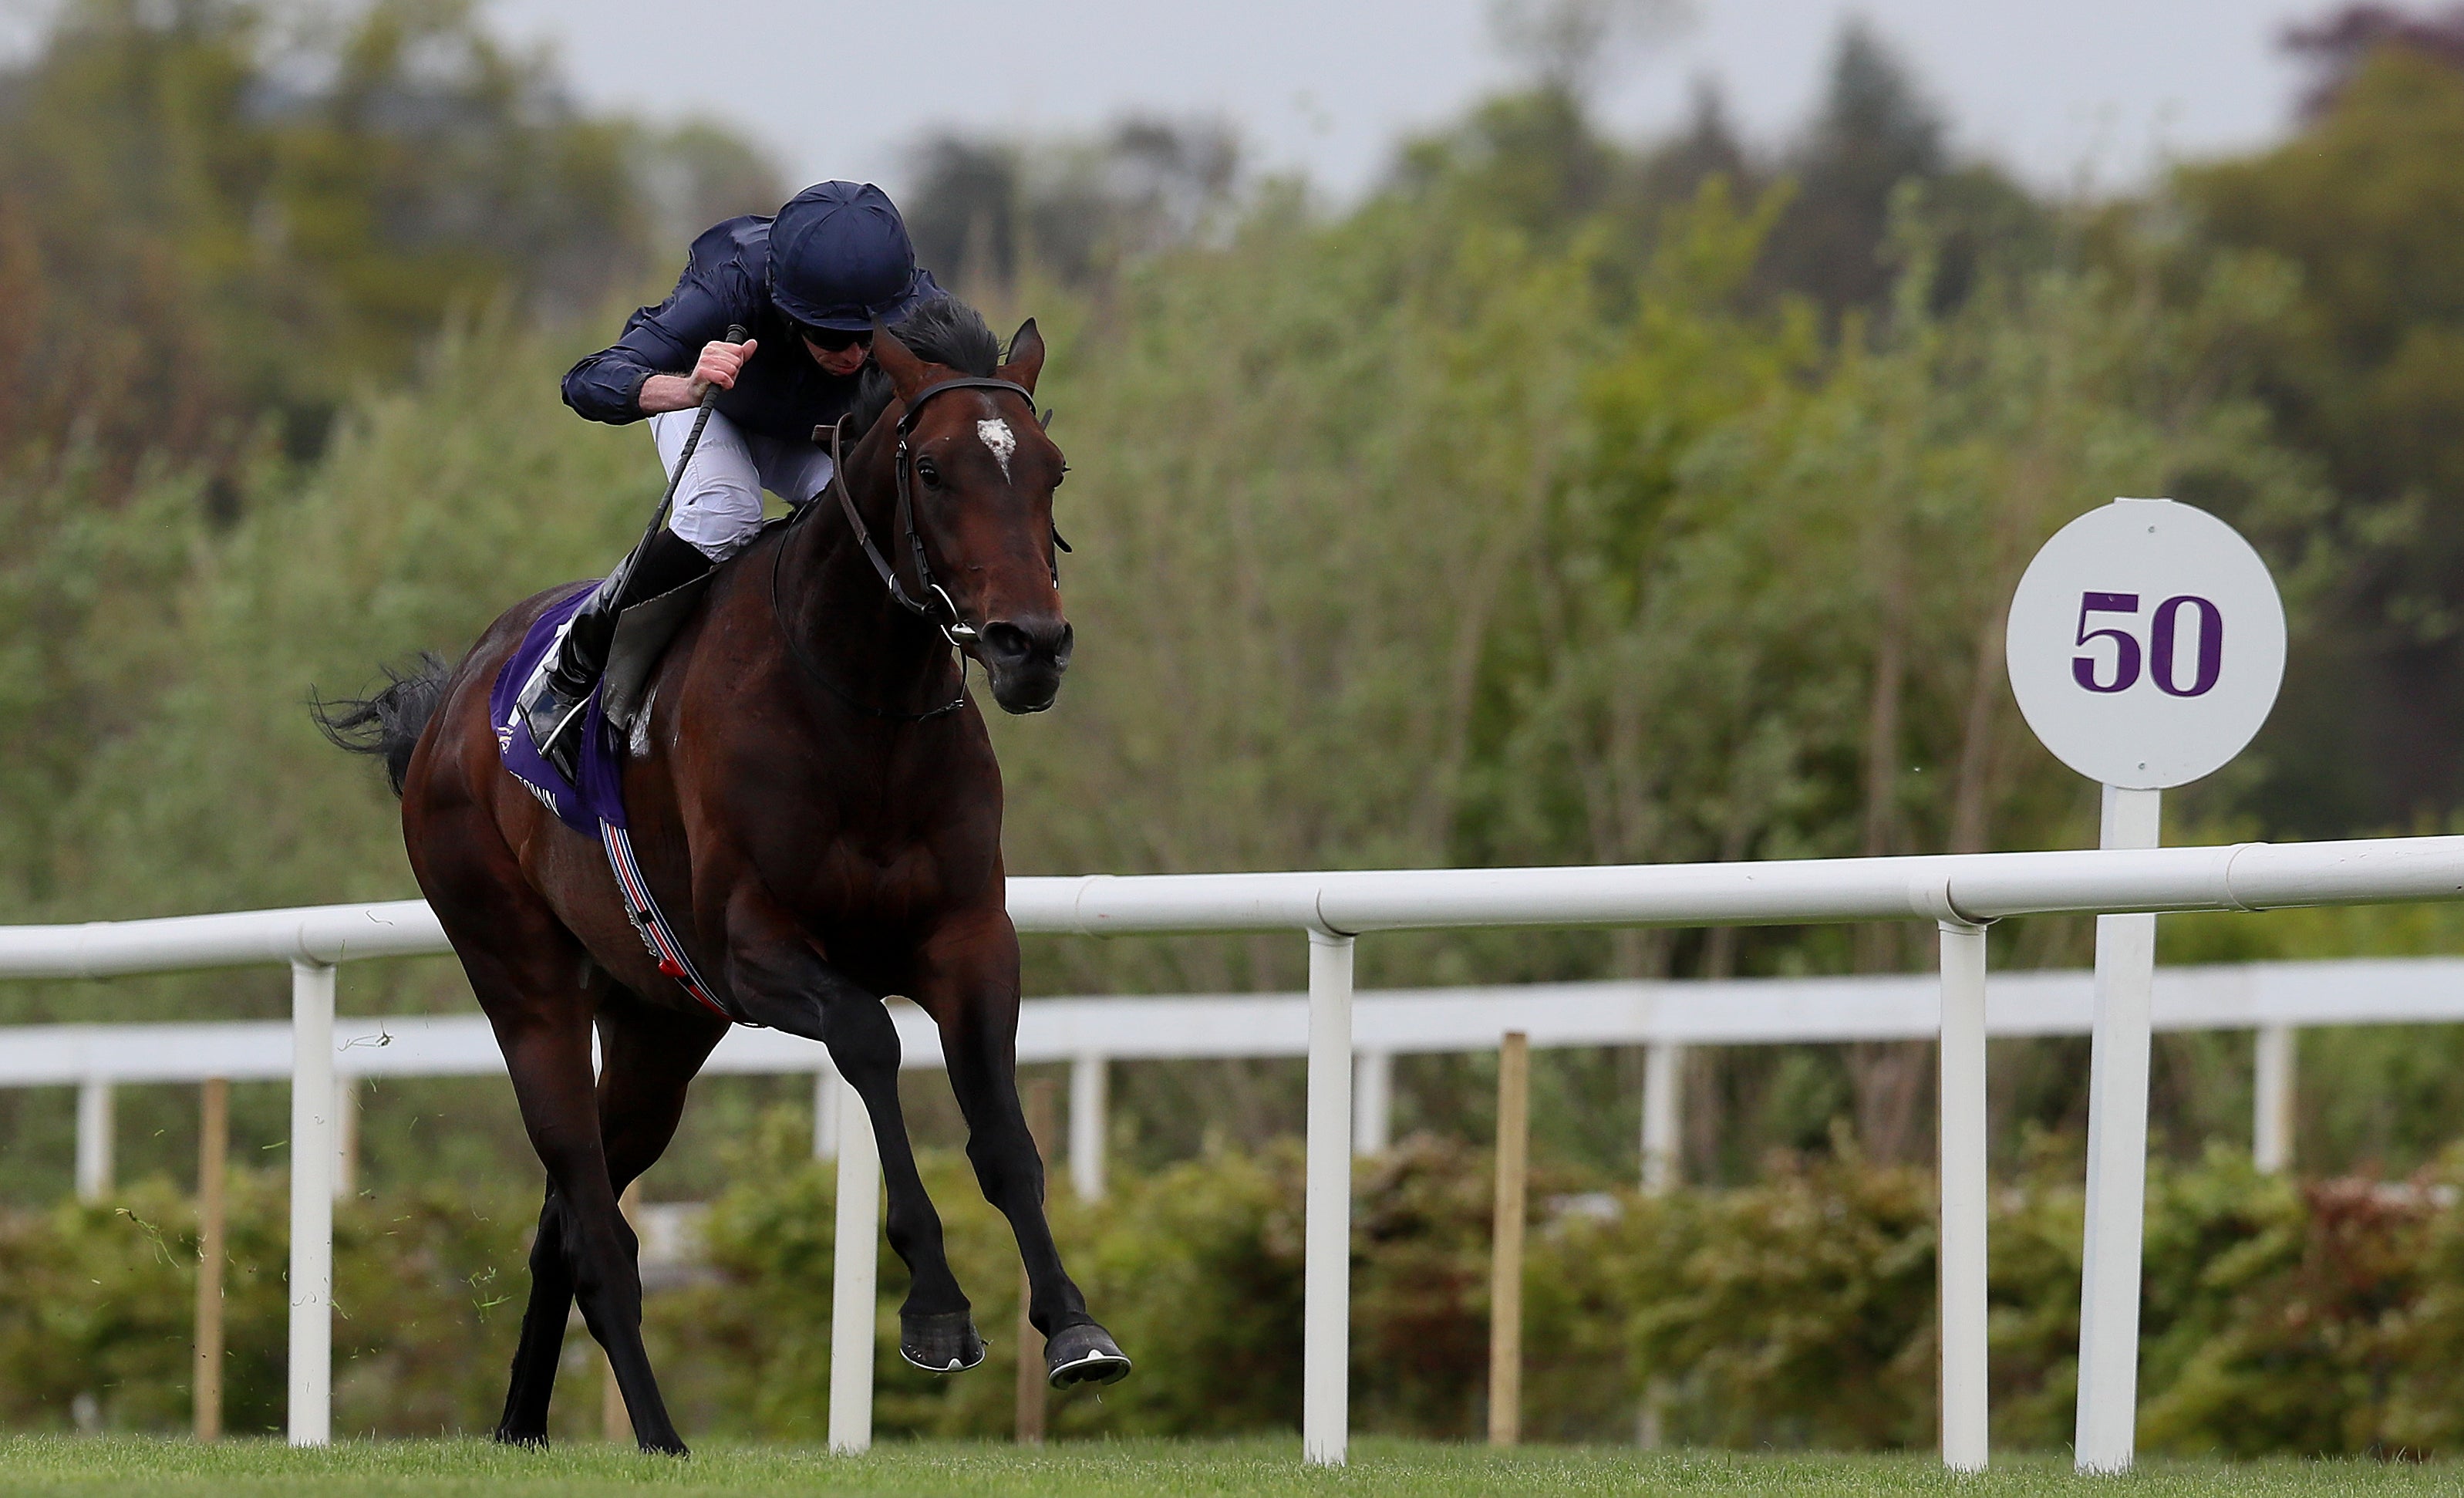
[600,819,750,1025]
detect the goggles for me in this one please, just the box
[797,323,874,354]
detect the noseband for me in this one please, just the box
[816,375,1042,649]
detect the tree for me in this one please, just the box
[2179,21,2464,832]
[900,117,1240,295]
[0,0,777,482]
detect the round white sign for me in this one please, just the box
[2005,498,2284,790]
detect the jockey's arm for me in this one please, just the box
[638,338,757,414]
[561,228,759,425]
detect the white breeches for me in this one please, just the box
[649,408,837,562]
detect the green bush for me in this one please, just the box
[0,1169,531,1436]
[13,1130,2464,1454]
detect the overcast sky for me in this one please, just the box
[474,0,2327,200]
[2,0,2332,199]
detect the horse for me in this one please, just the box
[312,296,1128,1453]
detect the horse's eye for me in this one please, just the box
[915,456,941,487]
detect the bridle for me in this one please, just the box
[814,374,1044,649]
[778,373,1060,721]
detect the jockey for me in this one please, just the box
[522,180,942,777]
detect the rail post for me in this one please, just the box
[1640,1040,1682,1194]
[332,1074,359,1199]
[828,1076,880,1454]
[2075,784,2162,1473]
[1016,1078,1057,1444]
[1936,919,1991,1471]
[812,1060,840,1160]
[1070,1051,1107,1200]
[2253,1022,2297,1174]
[287,960,335,1447]
[75,1076,113,1203]
[1488,1030,1530,1446]
[1302,929,1355,1466]
[194,1077,229,1442]
[1353,1048,1393,1156]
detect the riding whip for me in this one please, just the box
[608,322,747,597]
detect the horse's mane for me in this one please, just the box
[851,295,1003,437]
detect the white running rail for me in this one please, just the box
[5,833,2464,1461]
[16,956,2455,1192]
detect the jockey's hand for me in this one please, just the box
[688,337,756,401]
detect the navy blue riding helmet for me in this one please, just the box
[562,181,942,443]
[768,181,931,330]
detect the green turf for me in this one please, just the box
[0,1438,2457,1497]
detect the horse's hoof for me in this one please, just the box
[899,1308,987,1373]
[1044,1321,1132,1388]
[637,1436,689,1457]
[492,1426,548,1450]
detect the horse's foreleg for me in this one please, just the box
[720,905,980,1372]
[917,913,1131,1388]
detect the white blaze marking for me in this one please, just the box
[976,417,1016,480]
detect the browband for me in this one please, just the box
[894,375,1039,433]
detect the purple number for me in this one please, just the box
[2073,592,2142,693]
[2150,594,2223,697]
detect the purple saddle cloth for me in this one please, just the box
[488,584,630,837]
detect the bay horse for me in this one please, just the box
[314,298,1128,1452]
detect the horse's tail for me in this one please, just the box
[309,653,450,798]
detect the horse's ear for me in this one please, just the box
[999,318,1045,394]
[871,319,928,401]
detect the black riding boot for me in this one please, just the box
[520,528,712,781]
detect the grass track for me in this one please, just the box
[1,1438,2459,1497]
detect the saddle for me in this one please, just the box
[486,522,793,1027]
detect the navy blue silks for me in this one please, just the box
[561,183,941,443]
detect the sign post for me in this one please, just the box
[2005,497,2285,1473]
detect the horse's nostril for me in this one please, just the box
[982,619,1069,663]
[981,622,1036,662]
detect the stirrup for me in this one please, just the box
[520,673,592,781]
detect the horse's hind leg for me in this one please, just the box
[489,1004,695,1453]
[497,1182,578,1444]
[595,987,728,1200]
[494,988,725,1448]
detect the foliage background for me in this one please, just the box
[17,1119,2464,1457]
[8,0,2464,1452]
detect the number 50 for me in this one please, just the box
[2073,592,2223,697]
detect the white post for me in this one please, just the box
[827,1078,879,1454]
[1640,1041,1682,1196]
[1936,919,1990,1472]
[1353,1049,1392,1157]
[2253,1023,2297,1175]
[1069,1051,1107,1201]
[287,960,336,1448]
[812,1061,840,1161]
[2075,784,2162,1473]
[74,1077,113,1204]
[1303,930,1355,1467]
[332,1074,358,1199]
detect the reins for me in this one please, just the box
[767,507,969,722]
